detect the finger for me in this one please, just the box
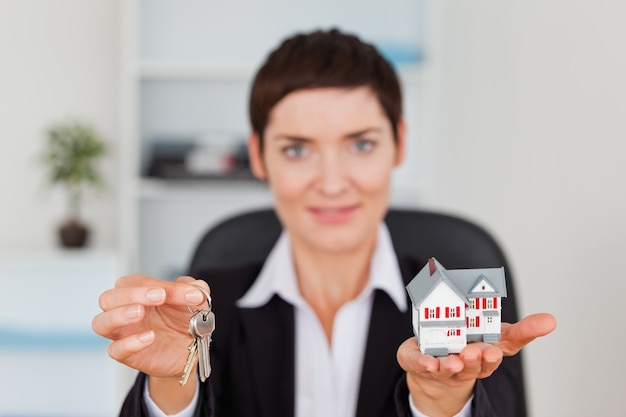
[92,304,145,338]
[174,276,211,308]
[456,344,483,379]
[434,344,490,383]
[434,354,465,379]
[115,273,167,288]
[108,330,155,362]
[101,279,208,312]
[461,343,503,379]
[114,274,207,305]
[99,286,166,311]
[477,344,503,378]
[397,337,440,374]
[499,313,557,355]
[176,276,197,285]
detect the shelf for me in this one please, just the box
[137,177,270,200]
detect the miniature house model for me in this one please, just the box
[406,258,507,356]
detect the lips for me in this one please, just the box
[309,204,359,223]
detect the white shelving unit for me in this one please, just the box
[0,249,132,417]
[120,0,440,280]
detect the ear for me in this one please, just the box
[247,133,267,180]
[394,118,407,166]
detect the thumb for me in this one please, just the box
[498,313,557,356]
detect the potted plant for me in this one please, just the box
[41,120,107,248]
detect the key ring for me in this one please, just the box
[187,285,212,314]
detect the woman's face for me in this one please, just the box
[248,87,405,254]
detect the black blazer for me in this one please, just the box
[119,252,525,416]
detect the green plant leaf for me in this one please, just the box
[41,120,107,219]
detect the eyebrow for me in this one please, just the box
[273,128,383,143]
[345,128,383,138]
[273,135,312,143]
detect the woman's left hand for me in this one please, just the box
[396,313,556,417]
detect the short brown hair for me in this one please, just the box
[249,28,403,145]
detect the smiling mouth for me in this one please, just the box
[309,205,359,223]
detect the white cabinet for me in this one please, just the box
[121,0,437,279]
[0,250,132,417]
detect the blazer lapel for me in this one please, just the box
[239,295,295,417]
[355,256,420,417]
[355,289,413,417]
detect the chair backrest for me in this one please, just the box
[188,209,282,274]
[187,208,512,275]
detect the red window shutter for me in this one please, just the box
[445,307,450,318]
[424,308,428,319]
[466,317,469,327]
[456,306,461,317]
[476,316,481,327]
[436,307,440,318]
[494,297,498,309]
[457,329,460,336]
[482,298,487,309]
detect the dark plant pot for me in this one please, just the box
[59,220,89,248]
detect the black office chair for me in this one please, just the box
[186,207,527,417]
[189,208,512,273]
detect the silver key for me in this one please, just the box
[179,337,198,386]
[191,309,216,382]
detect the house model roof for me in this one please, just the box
[406,258,507,307]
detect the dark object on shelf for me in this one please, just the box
[146,141,194,178]
[146,140,253,180]
[58,218,89,248]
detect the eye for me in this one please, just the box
[351,139,375,154]
[283,143,308,159]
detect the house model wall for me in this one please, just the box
[405,258,507,356]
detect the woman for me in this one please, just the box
[93,29,556,417]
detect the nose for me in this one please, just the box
[315,152,348,196]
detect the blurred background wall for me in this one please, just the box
[1,1,625,416]
[430,3,626,416]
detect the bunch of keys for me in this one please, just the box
[180,286,215,386]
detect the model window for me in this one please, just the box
[447,328,460,336]
[469,299,476,309]
[429,309,436,319]
[487,316,493,324]
[468,318,475,327]
[487,299,494,309]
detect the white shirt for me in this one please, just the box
[144,223,471,417]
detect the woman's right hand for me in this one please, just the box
[92,274,210,380]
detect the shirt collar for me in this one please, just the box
[237,222,407,312]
